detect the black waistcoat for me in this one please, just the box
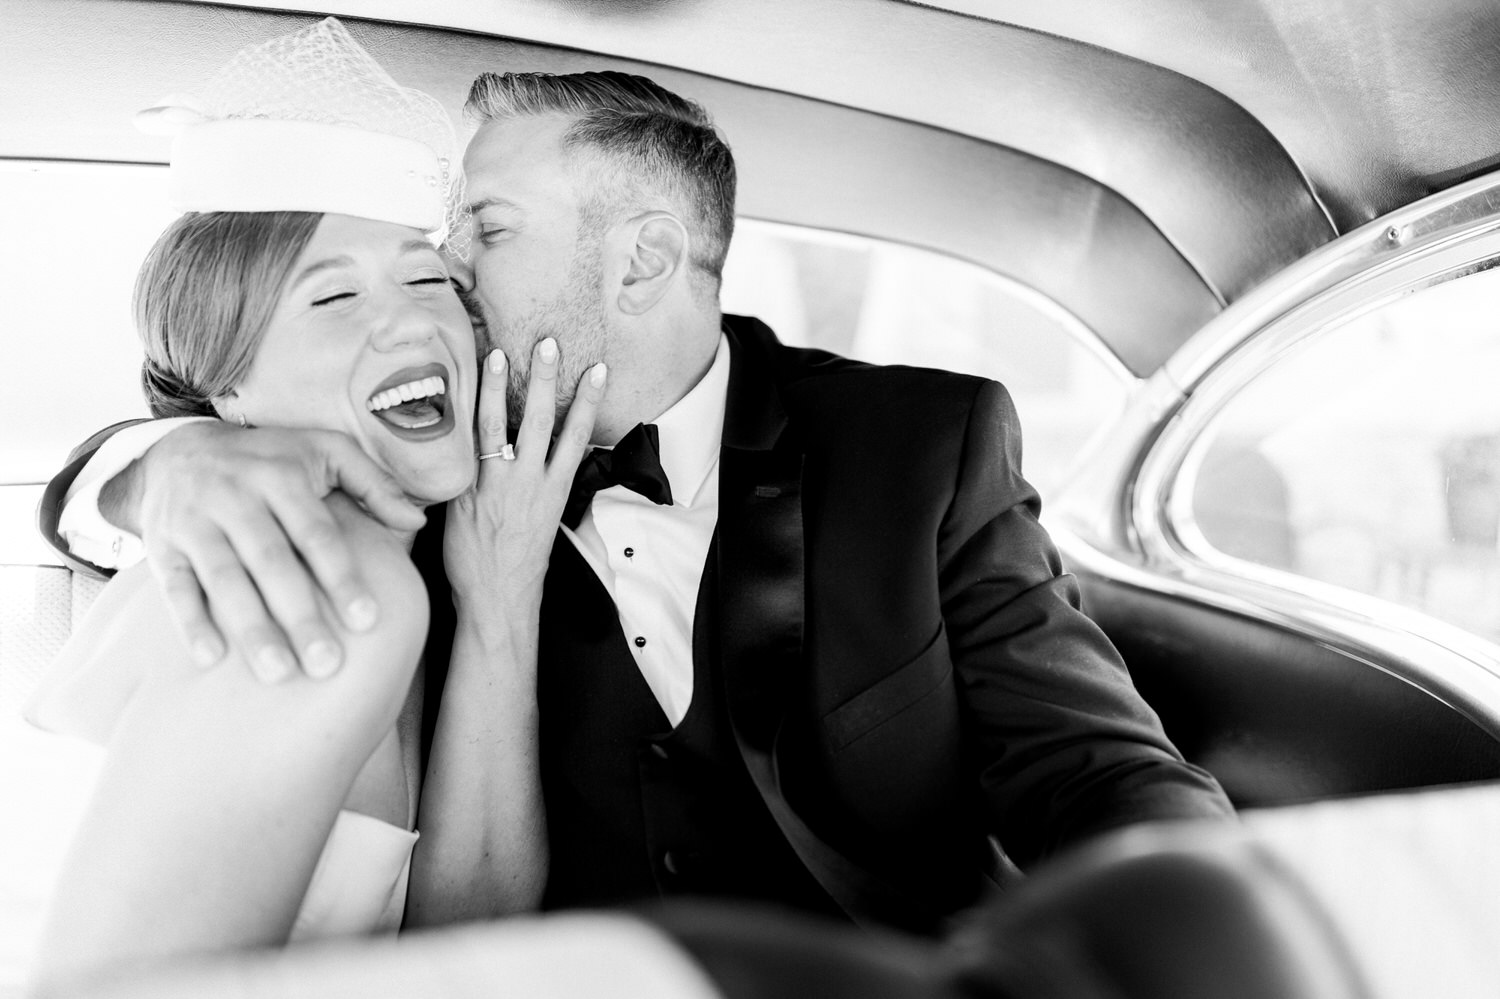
[537,533,839,917]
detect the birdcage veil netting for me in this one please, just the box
[192,17,470,254]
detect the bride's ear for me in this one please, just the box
[211,389,251,428]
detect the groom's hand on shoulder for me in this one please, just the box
[135,422,427,682]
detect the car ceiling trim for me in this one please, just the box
[170,0,1333,307]
[5,0,1224,376]
[915,0,1500,238]
[1140,194,1500,506]
[1158,174,1500,394]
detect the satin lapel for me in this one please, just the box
[716,320,929,929]
[716,320,805,752]
[716,445,805,750]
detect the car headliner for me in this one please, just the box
[6,0,1499,375]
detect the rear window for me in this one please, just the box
[1177,264,1500,644]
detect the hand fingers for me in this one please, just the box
[318,431,425,533]
[268,480,378,640]
[549,362,607,479]
[149,548,225,668]
[187,527,298,684]
[515,337,559,463]
[216,497,345,680]
[476,348,510,458]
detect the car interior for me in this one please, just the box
[4,0,1500,993]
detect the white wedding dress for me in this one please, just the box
[26,602,422,942]
[289,809,417,940]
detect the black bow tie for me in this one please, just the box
[562,423,674,528]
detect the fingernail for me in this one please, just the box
[346,596,379,631]
[538,338,558,363]
[256,647,295,683]
[589,362,607,388]
[303,640,342,679]
[191,637,224,668]
[489,349,505,374]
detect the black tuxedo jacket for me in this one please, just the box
[417,314,1231,929]
[41,314,1231,930]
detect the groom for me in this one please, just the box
[44,69,1232,932]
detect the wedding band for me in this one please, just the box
[478,444,517,461]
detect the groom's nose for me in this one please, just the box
[443,244,475,294]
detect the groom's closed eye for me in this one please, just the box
[478,224,511,246]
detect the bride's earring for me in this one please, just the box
[236,412,249,429]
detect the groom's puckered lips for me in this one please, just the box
[366,361,455,442]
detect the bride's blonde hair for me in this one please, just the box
[134,211,320,419]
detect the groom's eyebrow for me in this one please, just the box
[466,196,522,214]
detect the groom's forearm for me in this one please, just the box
[406,612,547,927]
[46,417,210,574]
[98,457,146,536]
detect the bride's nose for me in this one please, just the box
[372,299,436,352]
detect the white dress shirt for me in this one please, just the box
[561,334,729,726]
[57,416,210,568]
[56,337,732,727]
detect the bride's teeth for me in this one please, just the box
[367,375,448,413]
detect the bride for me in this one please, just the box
[25,18,601,991]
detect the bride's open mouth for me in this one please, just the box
[366,362,456,442]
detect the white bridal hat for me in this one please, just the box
[136,17,463,245]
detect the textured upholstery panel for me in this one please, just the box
[0,566,104,715]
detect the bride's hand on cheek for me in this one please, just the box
[443,338,605,636]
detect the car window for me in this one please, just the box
[0,162,166,566]
[0,162,163,483]
[721,220,1132,500]
[1177,266,1500,644]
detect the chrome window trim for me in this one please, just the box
[1119,174,1500,735]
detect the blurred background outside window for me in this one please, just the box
[1181,265,1500,644]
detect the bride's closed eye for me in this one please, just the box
[312,289,357,307]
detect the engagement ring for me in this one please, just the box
[478,444,517,461]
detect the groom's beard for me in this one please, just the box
[495,245,609,431]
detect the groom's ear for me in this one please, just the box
[615,212,688,316]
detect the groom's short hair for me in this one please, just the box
[466,70,736,286]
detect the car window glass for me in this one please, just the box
[721,221,1131,499]
[0,162,164,484]
[1180,266,1500,643]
